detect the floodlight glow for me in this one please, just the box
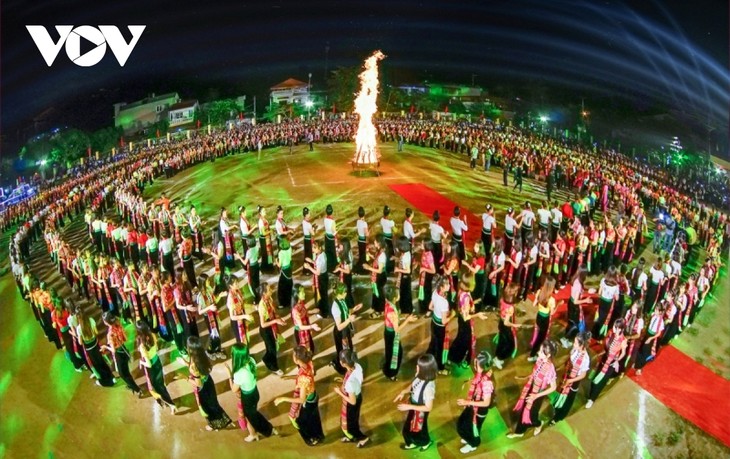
[305,100,313,108]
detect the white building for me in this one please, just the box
[168,100,199,127]
[114,92,180,134]
[270,78,309,105]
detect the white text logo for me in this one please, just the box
[26,25,145,67]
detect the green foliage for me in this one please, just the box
[90,126,123,156]
[263,101,306,122]
[148,119,170,137]
[202,99,243,125]
[327,66,360,113]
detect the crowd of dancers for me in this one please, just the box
[5,116,729,454]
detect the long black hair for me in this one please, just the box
[187,336,212,377]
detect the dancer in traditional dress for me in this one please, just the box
[418,240,437,316]
[355,207,369,273]
[75,305,115,387]
[395,354,438,451]
[186,336,233,431]
[429,211,448,274]
[334,349,370,448]
[634,301,666,375]
[102,312,142,396]
[323,204,338,273]
[227,343,277,441]
[560,266,592,348]
[493,283,525,369]
[305,240,329,318]
[426,277,455,375]
[383,286,417,381]
[394,236,414,315]
[551,332,591,424]
[456,351,495,454]
[257,205,274,272]
[226,276,254,345]
[257,283,286,375]
[363,235,387,318]
[585,319,627,408]
[275,237,293,310]
[528,276,557,361]
[330,283,363,374]
[195,274,224,359]
[448,274,488,367]
[507,340,557,438]
[136,320,177,413]
[592,266,620,340]
[274,346,325,446]
[291,284,321,353]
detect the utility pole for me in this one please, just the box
[253,96,257,120]
[471,74,476,87]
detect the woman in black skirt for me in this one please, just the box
[103,312,141,396]
[257,283,286,376]
[395,354,438,451]
[394,236,414,315]
[448,274,488,367]
[275,237,293,310]
[334,349,370,448]
[364,235,388,318]
[334,237,355,308]
[305,240,329,319]
[51,298,85,371]
[493,283,525,370]
[383,286,417,381]
[275,345,325,446]
[186,336,232,431]
[227,343,277,441]
[75,305,115,387]
[456,351,495,454]
[137,320,177,413]
[418,240,437,315]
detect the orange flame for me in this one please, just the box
[353,50,385,165]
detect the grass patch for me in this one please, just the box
[685,327,699,336]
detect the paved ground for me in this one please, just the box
[1,142,728,458]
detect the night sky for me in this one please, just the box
[1,0,728,149]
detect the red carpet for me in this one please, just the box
[629,346,730,448]
[388,183,487,247]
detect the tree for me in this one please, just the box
[51,129,90,162]
[327,66,360,114]
[203,99,243,125]
[90,126,123,155]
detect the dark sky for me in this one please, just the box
[1,0,728,146]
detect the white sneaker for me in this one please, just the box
[493,358,504,370]
[585,400,594,409]
[460,439,468,445]
[527,356,537,363]
[460,444,477,454]
[274,370,284,376]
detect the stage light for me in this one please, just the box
[539,115,549,123]
[305,100,313,108]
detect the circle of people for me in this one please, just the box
[6,117,728,455]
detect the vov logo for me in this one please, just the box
[26,25,145,67]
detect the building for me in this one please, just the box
[168,100,199,128]
[114,92,180,134]
[270,78,309,105]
